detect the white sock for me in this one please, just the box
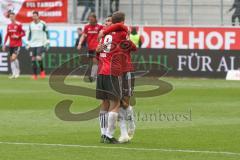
[106,112,118,138]
[14,59,20,75]
[119,107,128,138]
[127,106,136,132]
[99,110,108,136]
[10,61,16,76]
[91,64,98,78]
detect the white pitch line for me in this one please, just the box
[0,141,239,157]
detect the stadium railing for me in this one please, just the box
[72,0,235,26]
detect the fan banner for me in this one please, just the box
[0,0,68,24]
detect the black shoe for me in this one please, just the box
[104,136,119,144]
[89,76,95,83]
[100,135,106,143]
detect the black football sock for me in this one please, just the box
[32,60,38,75]
[38,60,44,72]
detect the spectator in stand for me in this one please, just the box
[77,0,83,6]
[81,0,95,22]
[110,0,119,14]
[229,0,240,26]
[130,27,142,48]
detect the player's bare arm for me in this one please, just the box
[77,33,87,50]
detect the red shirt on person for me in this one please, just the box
[119,40,137,72]
[103,23,128,35]
[97,30,128,76]
[4,22,25,47]
[83,23,103,51]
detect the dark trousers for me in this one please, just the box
[81,0,95,21]
[232,14,240,26]
[110,0,119,14]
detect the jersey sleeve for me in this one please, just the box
[130,40,137,52]
[103,23,128,35]
[83,25,88,35]
[27,25,32,42]
[96,51,100,60]
[18,24,25,38]
[126,32,137,51]
[99,24,104,31]
[42,22,49,39]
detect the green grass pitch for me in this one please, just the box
[0,75,240,160]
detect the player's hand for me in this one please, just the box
[77,44,82,50]
[25,45,30,50]
[45,45,50,51]
[45,40,50,51]
[96,44,103,53]
[2,45,6,52]
[98,30,104,42]
[45,40,50,45]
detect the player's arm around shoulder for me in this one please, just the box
[130,40,137,52]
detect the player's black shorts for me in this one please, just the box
[96,75,122,100]
[122,72,135,97]
[30,46,46,57]
[9,47,20,56]
[87,50,96,58]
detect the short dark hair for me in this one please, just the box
[112,11,125,23]
[88,12,97,19]
[9,12,15,16]
[77,27,82,31]
[33,11,39,16]
[7,10,15,18]
[8,10,15,16]
[131,27,138,35]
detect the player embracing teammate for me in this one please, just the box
[96,11,136,144]
[2,11,25,79]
